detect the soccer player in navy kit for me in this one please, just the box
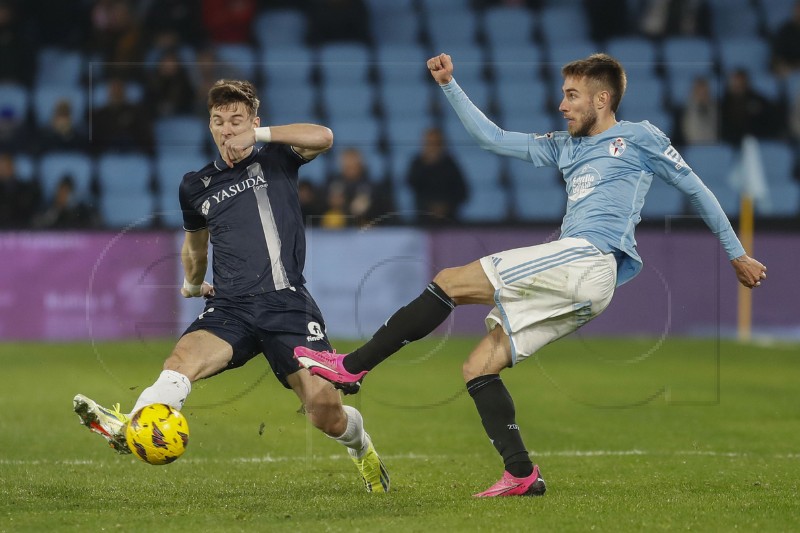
[295,54,768,497]
[74,80,389,493]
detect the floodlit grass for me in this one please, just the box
[1,337,798,532]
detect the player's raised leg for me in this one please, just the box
[73,330,231,453]
[294,261,493,386]
[464,327,546,497]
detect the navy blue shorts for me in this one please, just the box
[182,285,333,388]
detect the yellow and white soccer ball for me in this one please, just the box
[126,404,189,465]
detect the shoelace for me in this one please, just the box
[111,403,129,422]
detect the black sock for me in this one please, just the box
[343,282,455,374]
[467,374,533,479]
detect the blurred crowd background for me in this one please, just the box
[1,0,799,230]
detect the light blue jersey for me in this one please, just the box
[441,79,745,286]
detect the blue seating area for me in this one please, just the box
[4,0,799,229]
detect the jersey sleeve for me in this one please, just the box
[259,144,309,179]
[179,176,207,231]
[636,121,746,260]
[440,79,564,167]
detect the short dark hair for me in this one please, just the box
[207,79,260,117]
[562,53,627,113]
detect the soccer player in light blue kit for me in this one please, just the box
[295,54,768,497]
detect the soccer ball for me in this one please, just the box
[126,404,189,465]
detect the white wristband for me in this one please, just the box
[183,278,202,296]
[254,127,272,143]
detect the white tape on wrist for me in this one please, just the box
[255,127,272,143]
[183,278,203,296]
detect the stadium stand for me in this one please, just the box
[97,153,154,227]
[0,83,28,121]
[5,0,799,229]
[484,6,535,48]
[39,152,93,202]
[375,44,429,84]
[252,9,307,49]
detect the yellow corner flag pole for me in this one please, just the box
[738,195,754,342]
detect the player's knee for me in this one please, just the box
[432,267,458,297]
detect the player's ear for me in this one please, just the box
[253,115,261,128]
[594,90,610,110]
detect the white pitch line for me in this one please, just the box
[1,450,798,466]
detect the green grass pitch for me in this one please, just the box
[1,336,798,532]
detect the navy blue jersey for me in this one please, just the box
[179,144,310,296]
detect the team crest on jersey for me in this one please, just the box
[568,164,601,201]
[201,199,210,216]
[609,137,626,157]
[307,322,325,342]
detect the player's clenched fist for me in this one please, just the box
[427,53,454,85]
[221,129,256,168]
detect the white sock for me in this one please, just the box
[332,405,368,457]
[130,370,192,415]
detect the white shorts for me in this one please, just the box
[479,237,618,365]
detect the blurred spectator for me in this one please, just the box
[37,100,86,153]
[0,152,40,228]
[323,148,376,228]
[771,0,800,77]
[202,0,256,43]
[0,0,35,85]
[257,0,298,7]
[29,0,91,48]
[90,0,145,77]
[791,90,800,142]
[720,69,776,145]
[407,127,468,224]
[298,180,325,225]
[641,0,710,38]
[33,175,98,229]
[679,77,718,144]
[143,0,203,49]
[321,184,347,229]
[307,0,370,45]
[0,104,30,153]
[192,47,240,115]
[145,49,196,118]
[91,77,154,153]
[585,0,630,42]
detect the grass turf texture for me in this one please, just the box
[1,337,798,532]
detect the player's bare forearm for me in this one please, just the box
[268,124,333,152]
[731,254,767,289]
[260,124,333,160]
[181,230,209,285]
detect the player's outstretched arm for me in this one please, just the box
[428,53,536,161]
[731,254,767,289]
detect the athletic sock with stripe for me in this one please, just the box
[343,282,455,374]
[467,374,534,479]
